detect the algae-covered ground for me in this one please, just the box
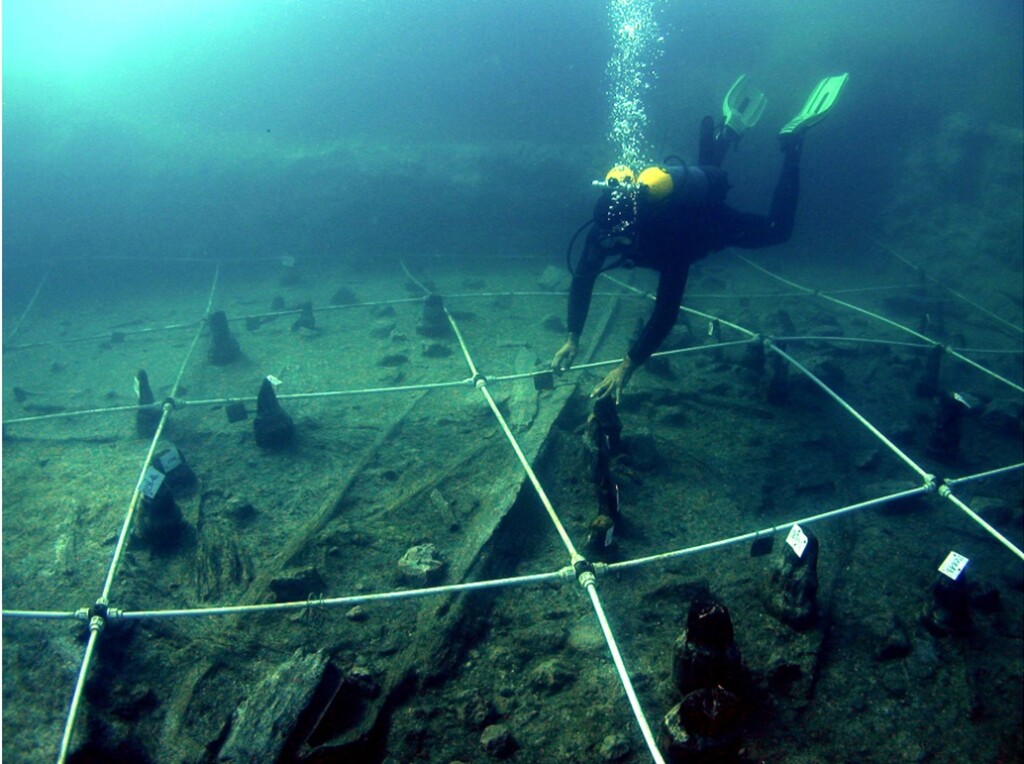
[2,241,1021,763]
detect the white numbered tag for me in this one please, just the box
[133,376,140,398]
[786,524,808,558]
[707,321,715,337]
[938,551,969,581]
[140,467,165,499]
[604,524,615,548]
[281,255,295,267]
[159,447,182,473]
[266,374,283,387]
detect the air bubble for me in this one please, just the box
[606,0,662,169]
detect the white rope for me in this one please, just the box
[1,610,81,620]
[774,335,933,350]
[938,484,1024,561]
[768,341,933,481]
[7,463,1019,624]
[944,462,1023,488]
[117,569,571,621]
[583,579,666,764]
[602,272,757,338]
[6,264,52,342]
[604,262,936,483]
[475,381,581,561]
[3,402,162,426]
[736,254,937,343]
[944,347,1024,394]
[735,254,1024,394]
[18,254,1021,764]
[608,485,932,573]
[403,260,665,758]
[57,265,220,763]
[872,238,1024,336]
[57,627,101,764]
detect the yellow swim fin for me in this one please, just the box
[722,74,767,138]
[779,73,849,136]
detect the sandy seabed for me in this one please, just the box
[3,247,1022,763]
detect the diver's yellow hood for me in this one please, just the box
[637,166,674,201]
[604,164,636,185]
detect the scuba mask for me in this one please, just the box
[594,165,641,246]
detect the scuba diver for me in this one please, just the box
[551,74,849,402]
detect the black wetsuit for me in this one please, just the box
[567,143,801,366]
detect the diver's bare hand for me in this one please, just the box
[590,358,634,404]
[551,334,579,372]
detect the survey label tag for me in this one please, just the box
[159,447,182,473]
[140,467,165,499]
[604,524,615,548]
[938,551,969,581]
[786,524,808,558]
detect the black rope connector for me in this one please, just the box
[472,372,488,389]
[163,397,178,410]
[86,600,111,634]
[89,600,109,622]
[574,558,596,582]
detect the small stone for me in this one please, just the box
[378,353,409,367]
[854,449,881,470]
[422,342,453,358]
[346,605,368,622]
[344,665,380,697]
[617,430,661,473]
[656,406,688,428]
[660,689,741,761]
[269,567,327,603]
[541,314,566,333]
[801,355,846,390]
[455,691,497,729]
[970,579,1002,613]
[981,397,1023,436]
[806,319,845,338]
[480,723,516,758]
[330,287,358,305]
[537,265,567,291]
[397,544,447,586]
[111,685,159,721]
[766,661,803,693]
[370,320,397,339]
[227,498,258,525]
[528,657,574,693]
[970,496,1014,526]
[874,615,912,661]
[598,733,631,762]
